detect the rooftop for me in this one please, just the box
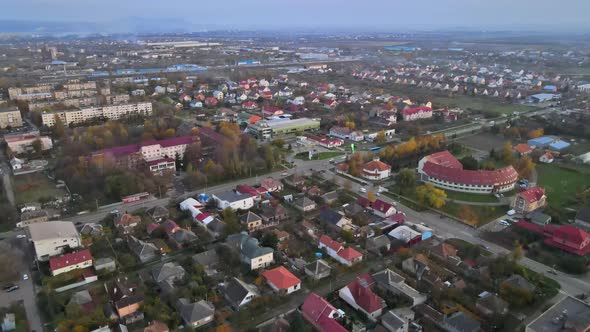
[527,296,590,332]
[27,221,79,242]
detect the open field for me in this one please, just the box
[295,151,344,160]
[442,201,508,226]
[13,173,66,205]
[536,163,590,208]
[456,132,511,152]
[445,190,500,203]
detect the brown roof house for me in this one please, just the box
[105,278,145,324]
[115,213,141,234]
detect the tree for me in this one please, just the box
[341,229,354,243]
[515,155,535,180]
[459,155,479,170]
[367,190,376,203]
[375,130,387,144]
[416,183,447,209]
[222,208,240,236]
[0,243,24,283]
[272,139,285,149]
[395,168,416,194]
[527,128,544,139]
[511,241,523,261]
[458,205,479,225]
[500,142,514,164]
[261,232,279,249]
[53,114,66,138]
[32,138,43,155]
[344,121,356,129]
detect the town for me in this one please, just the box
[0,6,590,332]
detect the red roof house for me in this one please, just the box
[362,158,392,180]
[301,293,348,332]
[49,249,93,276]
[262,266,302,294]
[372,199,397,218]
[338,273,384,319]
[516,221,590,256]
[513,144,533,155]
[319,235,363,266]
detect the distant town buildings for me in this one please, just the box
[41,102,152,126]
[4,131,53,154]
[0,107,23,129]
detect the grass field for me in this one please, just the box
[294,151,344,160]
[442,201,508,226]
[445,190,500,203]
[536,163,590,208]
[13,173,66,205]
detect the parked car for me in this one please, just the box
[359,188,367,193]
[507,209,516,216]
[5,286,19,292]
[22,274,29,281]
[2,284,15,291]
[15,234,26,239]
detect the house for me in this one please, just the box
[226,232,274,270]
[401,107,433,121]
[362,158,392,181]
[128,235,158,263]
[260,178,283,193]
[366,235,391,255]
[1,314,15,332]
[105,279,144,323]
[80,223,104,237]
[224,277,259,310]
[192,249,220,276]
[574,207,590,229]
[151,262,186,284]
[144,321,169,332]
[539,152,554,163]
[443,311,481,332]
[176,299,215,328]
[16,210,48,228]
[512,187,547,214]
[262,266,302,295]
[372,199,396,218]
[304,260,331,280]
[240,211,263,232]
[49,249,93,276]
[476,293,509,317]
[206,218,226,238]
[526,295,590,332]
[69,290,97,314]
[319,208,353,231]
[329,126,364,141]
[301,293,347,332]
[513,144,533,156]
[294,196,317,212]
[429,243,460,263]
[502,274,536,294]
[213,191,255,211]
[260,204,288,224]
[322,191,339,205]
[114,213,141,234]
[318,235,363,266]
[338,273,384,320]
[527,210,552,226]
[372,269,427,306]
[169,229,197,249]
[147,206,169,223]
[95,257,117,273]
[26,221,81,261]
[381,310,409,332]
[402,255,430,281]
[517,221,590,256]
[284,174,305,188]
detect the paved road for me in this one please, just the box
[0,153,15,206]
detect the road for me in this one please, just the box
[0,151,15,207]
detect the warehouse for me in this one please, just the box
[247,118,320,139]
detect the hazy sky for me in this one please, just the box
[3,0,590,31]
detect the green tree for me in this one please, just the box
[53,114,66,138]
[261,232,279,249]
[416,183,447,209]
[31,138,43,155]
[459,155,479,170]
[222,208,240,236]
[341,229,354,243]
[395,168,416,192]
[375,130,387,144]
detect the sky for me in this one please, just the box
[2,0,590,32]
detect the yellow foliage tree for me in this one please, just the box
[527,128,544,139]
[416,183,447,209]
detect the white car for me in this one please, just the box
[22,274,29,281]
[15,234,26,239]
[499,220,510,226]
[359,188,367,193]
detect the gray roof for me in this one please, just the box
[294,196,316,208]
[215,191,252,203]
[177,299,215,325]
[305,259,331,276]
[20,210,48,221]
[27,221,79,241]
[240,211,261,224]
[226,232,273,260]
[171,229,197,244]
[147,206,169,220]
[575,207,590,223]
[445,312,481,332]
[373,268,405,285]
[502,274,536,293]
[322,191,339,202]
[69,290,93,306]
[476,293,508,314]
[381,311,405,331]
[526,296,590,332]
[207,218,226,234]
[366,235,391,252]
[192,249,220,267]
[128,235,158,260]
[151,262,186,283]
[224,278,259,308]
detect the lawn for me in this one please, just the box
[13,173,66,205]
[294,151,344,160]
[445,190,500,203]
[442,201,509,226]
[536,163,590,208]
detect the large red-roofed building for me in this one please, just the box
[401,106,433,121]
[362,158,392,180]
[418,150,518,194]
[512,187,547,214]
[516,221,590,256]
[49,249,93,276]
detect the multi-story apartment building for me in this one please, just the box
[8,85,52,101]
[42,102,152,126]
[0,107,23,128]
[91,135,198,173]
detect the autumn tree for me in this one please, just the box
[344,121,356,129]
[31,138,43,155]
[416,183,447,209]
[52,114,66,138]
[458,205,479,226]
[375,130,386,144]
[500,141,514,164]
[367,190,376,202]
[347,152,364,176]
[527,128,544,139]
[511,241,523,261]
[514,155,535,180]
